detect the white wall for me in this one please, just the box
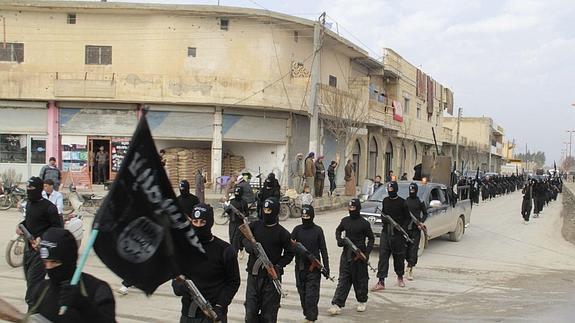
[224,142,286,183]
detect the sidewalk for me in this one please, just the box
[78,185,351,212]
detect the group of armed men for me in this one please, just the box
[18,169,564,322]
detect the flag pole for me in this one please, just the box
[59,224,100,315]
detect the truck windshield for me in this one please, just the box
[368,182,426,202]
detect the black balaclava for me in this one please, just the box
[27,177,44,202]
[301,204,315,228]
[262,197,280,225]
[348,198,361,218]
[234,186,242,199]
[191,203,214,243]
[409,182,418,198]
[40,227,78,285]
[387,181,399,198]
[179,180,190,197]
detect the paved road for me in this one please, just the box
[1,190,574,322]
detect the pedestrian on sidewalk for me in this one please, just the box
[290,153,305,193]
[327,161,338,196]
[195,168,206,203]
[314,156,326,198]
[39,157,62,191]
[304,152,316,196]
[344,160,356,196]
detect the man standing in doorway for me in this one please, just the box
[39,157,62,191]
[95,146,109,185]
[304,152,316,197]
[289,153,305,193]
[314,156,326,198]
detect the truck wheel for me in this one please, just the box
[449,216,465,242]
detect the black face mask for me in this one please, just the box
[264,212,278,225]
[349,209,360,218]
[302,218,314,228]
[409,191,417,198]
[47,264,75,286]
[27,187,43,201]
[388,191,398,198]
[192,225,213,243]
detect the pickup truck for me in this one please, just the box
[360,181,472,255]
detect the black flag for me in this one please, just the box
[93,116,205,295]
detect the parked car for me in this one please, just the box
[360,181,472,255]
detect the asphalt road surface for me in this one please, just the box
[1,190,574,322]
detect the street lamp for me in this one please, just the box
[566,130,575,157]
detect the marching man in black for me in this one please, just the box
[226,186,249,256]
[372,181,410,291]
[172,204,241,323]
[328,198,374,315]
[404,182,427,280]
[243,197,294,323]
[291,204,330,323]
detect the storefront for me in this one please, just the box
[58,102,137,187]
[0,101,48,182]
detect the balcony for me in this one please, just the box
[368,99,402,131]
[383,48,402,79]
[442,127,453,143]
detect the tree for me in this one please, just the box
[318,83,369,160]
[561,156,575,172]
[515,151,546,169]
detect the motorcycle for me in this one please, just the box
[214,195,259,225]
[279,190,301,221]
[0,184,27,210]
[5,201,27,268]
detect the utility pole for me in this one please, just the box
[455,107,462,172]
[566,130,575,157]
[307,13,325,154]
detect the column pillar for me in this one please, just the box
[46,101,61,165]
[211,107,223,191]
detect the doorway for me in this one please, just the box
[352,139,361,186]
[89,138,111,185]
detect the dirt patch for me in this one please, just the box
[561,186,575,245]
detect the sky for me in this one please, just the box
[82,0,575,165]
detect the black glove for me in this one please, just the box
[59,281,89,310]
[336,238,344,247]
[213,305,225,322]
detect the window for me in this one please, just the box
[293,31,299,42]
[0,134,27,163]
[187,47,197,57]
[67,13,76,24]
[31,138,46,164]
[416,103,421,119]
[0,43,24,63]
[404,97,410,114]
[329,75,337,87]
[220,18,229,31]
[85,45,112,65]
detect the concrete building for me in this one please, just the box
[0,0,454,190]
[443,117,505,173]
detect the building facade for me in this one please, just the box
[0,1,455,189]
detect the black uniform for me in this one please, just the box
[257,173,281,219]
[243,198,294,323]
[226,187,249,253]
[177,180,200,215]
[21,177,63,308]
[31,227,115,322]
[405,183,427,268]
[291,205,329,322]
[376,182,410,282]
[172,204,240,323]
[331,199,374,308]
[521,182,533,222]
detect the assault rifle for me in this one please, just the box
[342,237,376,272]
[291,240,334,282]
[363,212,414,243]
[18,224,35,244]
[226,202,249,225]
[239,223,286,297]
[177,276,218,321]
[408,212,428,241]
